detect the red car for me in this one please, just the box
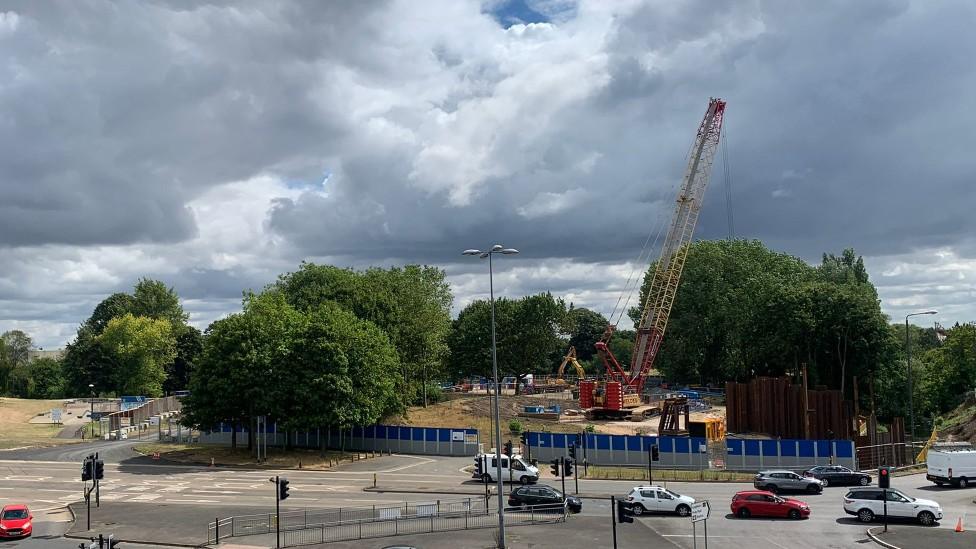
[731,490,810,520]
[0,504,32,538]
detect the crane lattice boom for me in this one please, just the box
[597,98,726,392]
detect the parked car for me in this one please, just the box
[754,470,824,494]
[803,465,871,487]
[843,487,942,526]
[0,504,33,539]
[731,490,810,520]
[625,485,695,516]
[508,485,582,513]
[926,447,976,487]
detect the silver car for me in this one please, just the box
[754,470,824,494]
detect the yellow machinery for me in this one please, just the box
[535,347,586,392]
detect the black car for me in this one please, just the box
[803,465,871,487]
[508,485,582,513]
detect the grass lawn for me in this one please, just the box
[133,443,379,469]
[0,397,76,449]
[584,465,755,482]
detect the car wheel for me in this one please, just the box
[520,476,530,485]
[676,504,691,517]
[788,509,801,520]
[959,477,969,488]
[820,478,829,487]
[857,508,875,523]
[632,504,645,516]
[737,507,751,519]
[859,476,870,486]
[918,511,936,526]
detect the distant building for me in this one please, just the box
[28,349,66,362]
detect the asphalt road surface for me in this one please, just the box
[2,441,974,548]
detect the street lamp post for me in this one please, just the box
[88,383,95,440]
[463,244,519,549]
[905,310,936,459]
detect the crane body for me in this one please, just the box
[581,98,727,419]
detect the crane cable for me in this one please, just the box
[722,125,735,240]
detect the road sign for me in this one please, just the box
[51,409,62,423]
[150,416,160,425]
[120,417,131,427]
[691,500,710,523]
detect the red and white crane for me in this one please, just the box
[581,98,727,418]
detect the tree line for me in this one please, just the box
[3,239,973,437]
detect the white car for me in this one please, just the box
[626,485,695,516]
[843,487,943,526]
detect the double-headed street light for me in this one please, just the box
[905,310,936,455]
[463,244,518,549]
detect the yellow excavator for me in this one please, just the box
[535,346,587,393]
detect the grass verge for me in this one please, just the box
[584,465,754,482]
[0,397,77,449]
[133,443,380,469]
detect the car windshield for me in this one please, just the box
[2,510,28,520]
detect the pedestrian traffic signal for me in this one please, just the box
[878,466,891,489]
[563,457,573,477]
[651,444,660,462]
[278,477,290,500]
[94,459,104,480]
[616,499,635,523]
[549,458,560,477]
[503,441,513,457]
[81,459,92,482]
[568,443,577,460]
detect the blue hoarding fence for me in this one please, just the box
[199,423,481,457]
[526,431,856,471]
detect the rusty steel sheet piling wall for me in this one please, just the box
[726,377,852,440]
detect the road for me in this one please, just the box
[1,441,974,548]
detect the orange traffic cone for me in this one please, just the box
[955,517,964,532]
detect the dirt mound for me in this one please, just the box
[941,393,976,444]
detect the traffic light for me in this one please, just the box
[651,444,660,462]
[568,443,577,460]
[81,459,92,482]
[503,441,513,457]
[549,458,560,477]
[278,477,290,500]
[94,459,104,480]
[474,456,483,478]
[563,457,573,477]
[878,466,891,489]
[519,432,527,448]
[616,499,635,523]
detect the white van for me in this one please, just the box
[927,447,976,487]
[473,453,539,484]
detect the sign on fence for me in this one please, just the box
[417,504,437,517]
[452,431,465,442]
[379,508,401,520]
[691,501,710,523]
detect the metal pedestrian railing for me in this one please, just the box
[207,498,565,546]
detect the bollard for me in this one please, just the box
[373,473,377,488]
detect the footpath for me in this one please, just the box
[869,525,976,549]
[217,515,660,549]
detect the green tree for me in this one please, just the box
[448,293,569,393]
[165,326,202,393]
[17,358,67,399]
[131,278,189,327]
[97,314,176,396]
[566,307,608,362]
[85,293,136,334]
[276,262,453,406]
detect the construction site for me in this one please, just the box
[399,98,932,468]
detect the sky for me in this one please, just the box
[2,0,975,349]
